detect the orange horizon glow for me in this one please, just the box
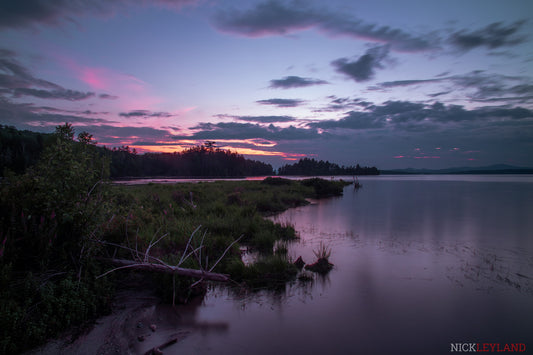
[126,144,307,160]
[95,139,306,162]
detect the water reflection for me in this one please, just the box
[170,176,533,354]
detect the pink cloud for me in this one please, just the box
[80,67,110,90]
[54,54,162,110]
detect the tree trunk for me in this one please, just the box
[104,258,230,282]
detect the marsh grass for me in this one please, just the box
[103,179,346,291]
[306,241,334,274]
[313,241,332,260]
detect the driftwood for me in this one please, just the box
[102,258,230,282]
[96,225,243,303]
[144,337,179,355]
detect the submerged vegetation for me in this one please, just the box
[0,124,350,353]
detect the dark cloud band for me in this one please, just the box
[256,98,305,107]
[269,76,328,89]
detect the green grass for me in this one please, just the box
[103,178,348,287]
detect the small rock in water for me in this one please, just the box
[150,324,157,332]
[137,335,145,342]
[137,322,144,329]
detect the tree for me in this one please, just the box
[0,124,113,353]
[0,123,110,270]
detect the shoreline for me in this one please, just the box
[26,277,205,355]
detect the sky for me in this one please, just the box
[0,0,532,169]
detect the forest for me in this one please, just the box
[0,125,273,178]
[1,125,379,178]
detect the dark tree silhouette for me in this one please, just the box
[278,158,379,176]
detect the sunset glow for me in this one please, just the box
[0,0,531,169]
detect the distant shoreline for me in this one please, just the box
[381,164,533,175]
[382,169,533,175]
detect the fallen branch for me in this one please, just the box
[99,258,230,282]
[144,334,186,355]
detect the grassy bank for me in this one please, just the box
[105,177,349,276]
[0,175,349,353]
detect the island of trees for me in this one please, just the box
[278,157,379,176]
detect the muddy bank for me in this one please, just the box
[26,283,222,355]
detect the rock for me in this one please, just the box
[137,335,146,342]
[152,348,163,355]
[149,324,157,332]
[293,256,305,269]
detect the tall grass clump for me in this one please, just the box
[305,242,334,274]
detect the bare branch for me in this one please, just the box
[100,259,229,282]
[86,179,103,202]
[144,232,168,263]
[178,225,201,266]
[209,234,244,272]
[179,245,205,267]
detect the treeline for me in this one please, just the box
[0,125,54,174]
[1,125,380,178]
[0,125,273,177]
[278,158,379,176]
[109,144,273,177]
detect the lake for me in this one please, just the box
[162,175,533,354]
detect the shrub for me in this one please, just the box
[261,177,293,186]
[0,124,113,353]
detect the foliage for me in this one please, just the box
[0,123,112,353]
[0,124,53,176]
[278,157,379,176]
[301,177,351,197]
[0,123,353,352]
[226,255,298,289]
[261,176,293,185]
[0,264,113,354]
[0,126,274,178]
[313,241,332,260]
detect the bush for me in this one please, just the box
[261,177,293,185]
[0,124,113,353]
[300,178,347,197]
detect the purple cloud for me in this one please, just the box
[213,0,437,52]
[269,75,328,89]
[0,0,199,29]
[256,98,305,107]
[332,45,391,82]
[449,21,527,51]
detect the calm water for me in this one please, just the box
[162,175,533,355]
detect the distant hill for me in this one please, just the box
[382,164,533,175]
